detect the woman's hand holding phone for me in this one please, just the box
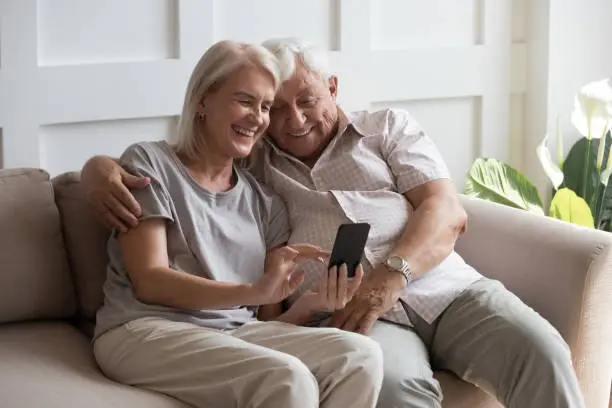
[289,263,364,316]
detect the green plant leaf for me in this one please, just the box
[464,158,544,215]
[562,135,611,210]
[549,188,595,228]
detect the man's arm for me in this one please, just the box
[329,109,465,334]
[81,155,150,232]
[392,178,467,280]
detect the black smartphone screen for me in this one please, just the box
[327,223,371,277]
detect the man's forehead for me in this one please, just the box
[277,67,322,98]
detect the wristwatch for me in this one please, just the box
[384,255,413,285]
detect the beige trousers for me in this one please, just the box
[93,318,384,408]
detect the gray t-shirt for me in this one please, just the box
[94,141,290,339]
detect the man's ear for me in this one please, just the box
[328,75,338,100]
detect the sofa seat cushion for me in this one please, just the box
[435,371,502,408]
[0,321,189,408]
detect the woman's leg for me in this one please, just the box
[232,320,384,408]
[94,317,319,408]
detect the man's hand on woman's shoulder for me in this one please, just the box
[81,155,150,232]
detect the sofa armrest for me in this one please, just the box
[455,195,612,408]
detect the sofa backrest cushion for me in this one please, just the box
[0,168,76,323]
[52,172,110,323]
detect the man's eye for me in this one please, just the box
[300,98,317,107]
[239,100,251,106]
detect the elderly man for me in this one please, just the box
[81,38,585,408]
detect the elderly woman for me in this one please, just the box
[90,40,383,408]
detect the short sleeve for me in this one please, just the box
[383,109,451,194]
[265,194,290,250]
[119,143,174,223]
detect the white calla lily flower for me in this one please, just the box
[537,134,564,190]
[570,78,612,140]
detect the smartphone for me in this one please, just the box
[328,223,371,278]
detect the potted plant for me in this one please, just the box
[465,78,612,231]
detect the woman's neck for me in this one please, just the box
[178,151,236,193]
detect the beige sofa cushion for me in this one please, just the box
[52,172,110,323]
[0,321,189,408]
[0,168,76,323]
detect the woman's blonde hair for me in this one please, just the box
[173,40,284,159]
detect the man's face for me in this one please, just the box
[267,62,339,164]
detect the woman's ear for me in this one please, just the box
[197,103,206,119]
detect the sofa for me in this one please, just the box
[1,167,611,408]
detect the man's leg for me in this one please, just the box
[411,278,585,408]
[233,320,384,408]
[366,320,442,408]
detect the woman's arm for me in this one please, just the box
[120,218,259,309]
[120,220,328,311]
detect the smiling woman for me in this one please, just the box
[82,39,384,408]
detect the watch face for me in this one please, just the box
[387,256,403,270]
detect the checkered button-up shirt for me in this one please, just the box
[251,108,482,326]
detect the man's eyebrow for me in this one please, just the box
[297,86,316,97]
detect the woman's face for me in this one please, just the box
[198,65,275,160]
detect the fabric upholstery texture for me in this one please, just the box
[52,172,110,322]
[0,168,75,324]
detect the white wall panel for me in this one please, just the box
[372,98,479,189]
[40,117,176,175]
[512,0,527,42]
[38,0,179,66]
[509,94,525,169]
[371,0,480,50]
[0,0,521,186]
[215,0,338,50]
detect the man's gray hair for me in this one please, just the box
[262,37,332,81]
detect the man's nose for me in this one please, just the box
[288,106,307,128]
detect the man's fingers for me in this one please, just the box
[122,171,150,189]
[356,312,379,335]
[107,195,139,227]
[347,265,364,299]
[103,207,128,233]
[111,182,142,218]
[329,307,351,329]
[341,308,368,333]
[337,264,348,309]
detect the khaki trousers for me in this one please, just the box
[368,278,585,408]
[94,318,383,408]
